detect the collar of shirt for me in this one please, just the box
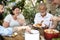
[39,12,49,19]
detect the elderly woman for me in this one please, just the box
[3,6,26,28]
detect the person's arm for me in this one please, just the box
[3,15,10,28]
[57,16,60,21]
[0,26,31,36]
[13,26,31,32]
[49,16,58,29]
[3,21,9,28]
[52,16,60,21]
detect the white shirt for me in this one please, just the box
[34,12,53,27]
[4,14,25,27]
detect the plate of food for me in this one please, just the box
[33,24,42,28]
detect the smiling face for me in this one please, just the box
[13,8,21,15]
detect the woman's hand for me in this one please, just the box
[14,26,31,32]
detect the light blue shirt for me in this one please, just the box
[0,26,13,36]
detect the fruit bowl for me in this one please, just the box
[44,29,60,40]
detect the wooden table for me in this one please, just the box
[3,28,45,40]
[3,30,24,40]
[4,35,24,40]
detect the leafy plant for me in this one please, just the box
[16,0,25,10]
[23,6,37,24]
[3,0,38,24]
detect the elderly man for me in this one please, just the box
[33,3,54,37]
[34,3,54,29]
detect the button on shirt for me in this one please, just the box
[34,12,53,27]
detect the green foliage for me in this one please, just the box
[23,7,36,24]
[10,0,16,2]
[37,0,43,3]
[3,0,38,24]
[16,0,25,10]
[3,13,7,18]
[52,38,60,40]
[3,0,25,17]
